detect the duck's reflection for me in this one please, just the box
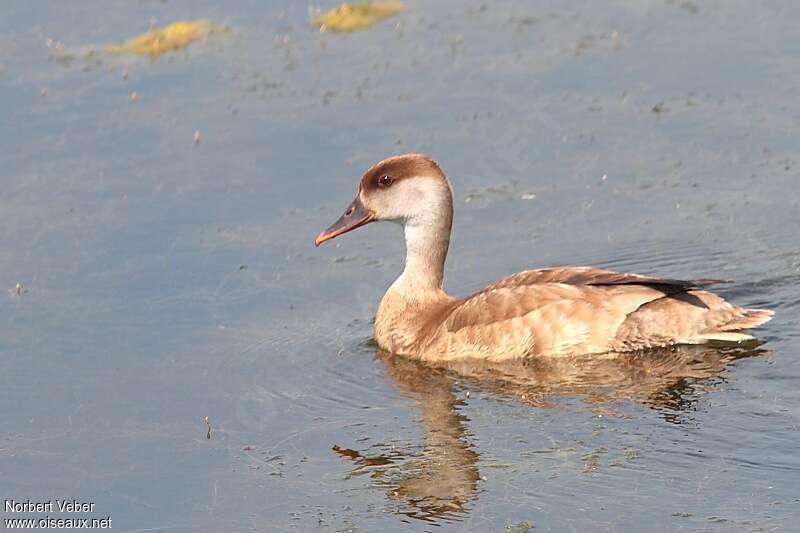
[334,350,479,522]
[334,344,768,522]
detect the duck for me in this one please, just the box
[315,153,774,362]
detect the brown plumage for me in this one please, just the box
[315,153,774,361]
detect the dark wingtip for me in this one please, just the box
[689,278,734,287]
[589,276,734,294]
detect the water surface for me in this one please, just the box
[1,1,799,531]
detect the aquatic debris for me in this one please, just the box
[582,446,607,472]
[332,445,393,466]
[313,2,406,33]
[46,38,75,63]
[11,282,28,296]
[652,101,668,114]
[623,447,640,461]
[106,20,229,58]
[501,522,533,533]
[204,416,212,439]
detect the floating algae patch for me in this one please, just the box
[105,20,229,58]
[313,2,406,33]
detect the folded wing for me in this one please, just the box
[438,267,770,359]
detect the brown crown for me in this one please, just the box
[359,153,445,193]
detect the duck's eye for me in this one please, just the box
[378,174,394,188]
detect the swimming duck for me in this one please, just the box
[315,153,773,361]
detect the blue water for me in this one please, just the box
[1,1,798,531]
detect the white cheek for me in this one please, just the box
[374,177,450,224]
[405,180,448,225]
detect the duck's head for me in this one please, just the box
[315,153,453,246]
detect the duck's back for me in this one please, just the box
[408,267,773,361]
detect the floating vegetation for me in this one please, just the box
[501,522,534,533]
[313,2,406,33]
[582,446,607,473]
[105,20,229,58]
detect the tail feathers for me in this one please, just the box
[721,308,775,331]
[690,332,756,344]
[687,308,774,345]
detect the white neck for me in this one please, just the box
[391,208,452,295]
